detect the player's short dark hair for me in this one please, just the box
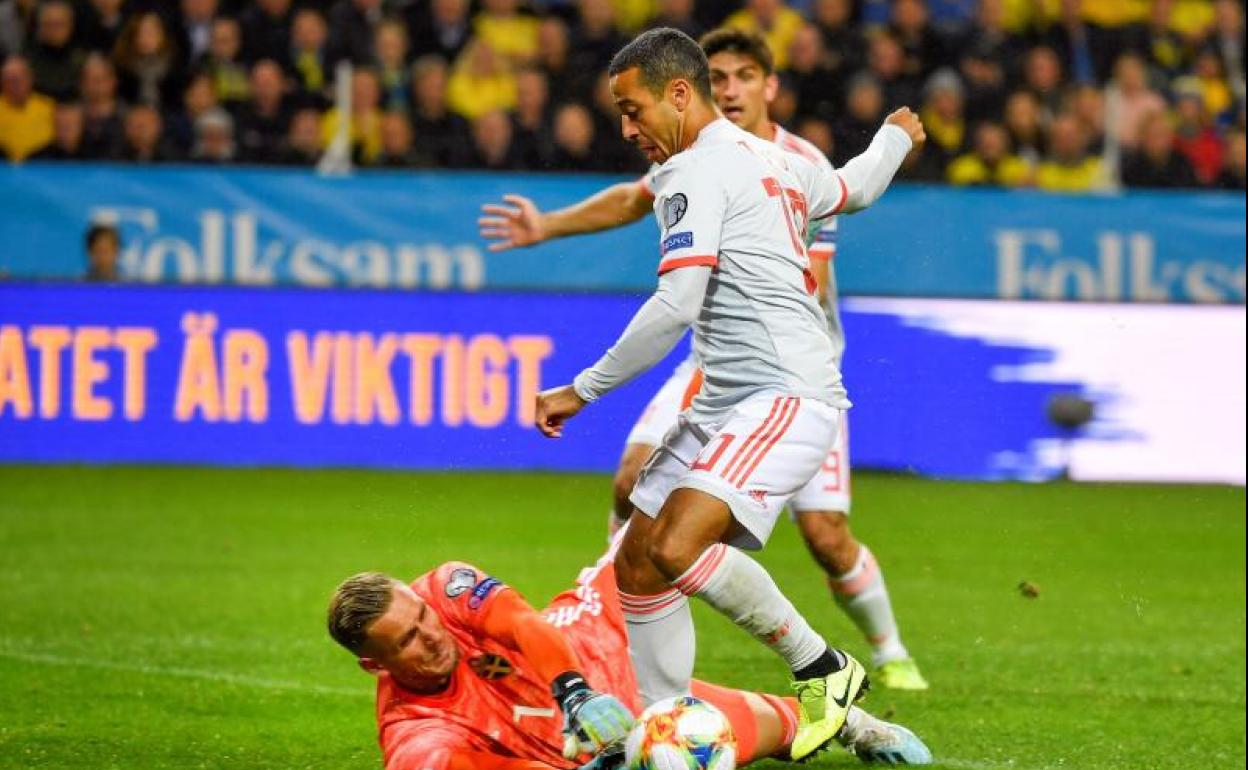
[699,27,775,76]
[85,223,119,251]
[608,27,712,101]
[327,572,398,655]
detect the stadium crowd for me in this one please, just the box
[0,0,1244,191]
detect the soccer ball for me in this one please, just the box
[624,695,737,770]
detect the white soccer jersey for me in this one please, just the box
[647,118,852,418]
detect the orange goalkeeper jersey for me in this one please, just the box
[377,561,641,770]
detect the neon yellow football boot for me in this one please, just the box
[875,658,929,691]
[790,654,869,761]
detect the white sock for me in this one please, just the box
[674,543,828,673]
[829,545,909,666]
[837,706,883,747]
[619,589,695,705]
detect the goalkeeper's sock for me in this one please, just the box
[828,544,909,666]
[836,706,878,748]
[620,588,695,705]
[673,543,830,675]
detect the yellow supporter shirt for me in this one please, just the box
[321,107,383,163]
[446,67,518,121]
[1035,157,1104,193]
[947,153,1031,187]
[725,6,806,70]
[0,92,55,162]
[612,0,656,34]
[474,14,540,62]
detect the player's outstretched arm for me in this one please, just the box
[817,107,925,217]
[478,181,653,252]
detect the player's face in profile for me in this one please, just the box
[708,51,776,135]
[362,585,460,691]
[610,67,680,163]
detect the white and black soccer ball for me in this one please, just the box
[624,695,737,770]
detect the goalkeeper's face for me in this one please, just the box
[360,584,460,692]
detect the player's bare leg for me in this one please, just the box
[795,510,928,691]
[610,443,654,538]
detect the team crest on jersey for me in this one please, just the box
[469,653,514,680]
[444,568,478,598]
[663,193,688,229]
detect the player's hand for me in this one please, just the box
[884,107,926,152]
[559,689,635,759]
[478,194,546,252]
[535,385,587,439]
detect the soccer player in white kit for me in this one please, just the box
[480,29,927,692]
[530,28,924,761]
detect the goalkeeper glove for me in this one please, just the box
[552,672,634,760]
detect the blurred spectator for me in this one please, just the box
[1211,0,1245,107]
[511,66,553,168]
[174,0,217,72]
[199,16,250,105]
[1065,83,1106,154]
[1121,111,1199,189]
[786,24,838,122]
[79,0,127,55]
[328,0,384,65]
[1171,78,1224,185]
[236,59,291,164]
[1107,52,1167,151]
[833,73,886,167]
[535,16,572,102]
[374,110,430,168]
[190,106,235,163]
[447,40,516,120]
[946,120,1030,187]
[1,1,35,59]
[374,20,411,112]
[276,106,323,166]
[809,0,863,81]
[1035,113,1104,193]
[649,0,705,40]
[241,0,294,67]
[565,0,626,103]
[25,0,85,101]
[1215,127,1246,190]
[121,104,178,163]
[549,101,609,171]
[31,102,85,160]
[114,11,183,110]
[865,31,921,111]
[1003,89,1045,165]
[167,71,218,155]
[408,0,472,63]
[466,108,521,170]
[288,8,330,106]
[409,54,470,166]
[911,67,966,180]
[321,67,383,164]
[1190,48,1234,121]
[959,43,1007,124]
[474,0,540,65]
[78,53,124,158]
[795,114,834,157]
[1022,45,1065,119]
[1143,0,1188,81]
[84,223,120,282]
[890,0,950,80]
[725,0,805,71]
[0,55,54,161]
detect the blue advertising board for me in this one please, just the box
[1,164,1243,302]
[3,284,1243,483]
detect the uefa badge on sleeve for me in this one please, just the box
[663,193,688,229]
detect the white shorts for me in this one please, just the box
[624,357,699,447]
[630,392,843,550]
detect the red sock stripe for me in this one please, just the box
[720,397,784,483]
[731,397,799,488]
[619,589,684,617]
[672,543,728,596]
[760,693,799,746]
[828,550,879,596]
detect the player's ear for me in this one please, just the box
[669,78,691,112]
[764,73,779,104]
[358,658,384,676]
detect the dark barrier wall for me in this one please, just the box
[2,284,1242,484]
[2,164,1244,302]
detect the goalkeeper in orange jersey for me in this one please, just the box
[326,547,931,769]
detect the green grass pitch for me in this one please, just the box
[0,466,1243,769]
